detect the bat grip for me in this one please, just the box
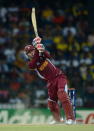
[35,33,38,38]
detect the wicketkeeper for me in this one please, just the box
[24,37,76,124]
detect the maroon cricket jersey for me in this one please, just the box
[28,50,66,81]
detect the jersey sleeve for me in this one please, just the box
[27,58,38,69]
[44,50,51,59]
[27,50,39,69]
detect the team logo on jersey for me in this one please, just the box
[38,60,48,71]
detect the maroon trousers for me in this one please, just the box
[47,74,75,121]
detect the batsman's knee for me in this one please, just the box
[57,90,70,103]
[48,99,58,112]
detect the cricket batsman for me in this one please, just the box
[24,37,76,124]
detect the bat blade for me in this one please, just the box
[31,8,38,37]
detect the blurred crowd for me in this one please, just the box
[0,0,94,108]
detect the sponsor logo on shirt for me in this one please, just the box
[38,60,48,71]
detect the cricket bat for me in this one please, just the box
[31,7,38,37]
[31,8,43,56]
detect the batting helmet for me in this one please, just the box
[24,45,35,54]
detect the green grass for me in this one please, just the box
[0,124,94,131]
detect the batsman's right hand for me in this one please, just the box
[35,43,45,52]
[32,37,42,46]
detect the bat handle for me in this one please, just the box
[35,33,38,38]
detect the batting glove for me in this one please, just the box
[32,37,42,46]
[35,44,45,52]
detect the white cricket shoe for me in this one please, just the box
[49,120,59,125]
[65,119,76,125]
[49,118,64,125]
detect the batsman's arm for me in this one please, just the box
[44,50,51,58]
[26,49,39,69]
